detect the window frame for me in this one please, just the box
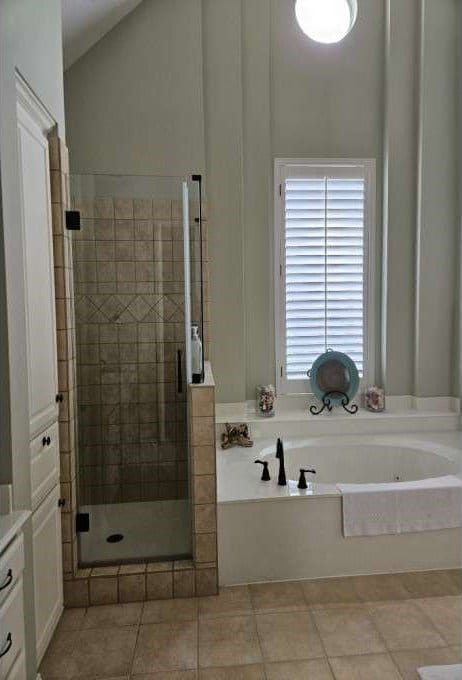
[274,158,377,396]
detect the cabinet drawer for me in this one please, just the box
[0,536,24,609]
[4,650,25,680]
[31,422,59,510]
[0,580,25,680]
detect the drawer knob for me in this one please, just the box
[42,436,51,446]
[58,498,66,508]
[0,633,12,659]
[56,393,64,403]
[0,569,12,591]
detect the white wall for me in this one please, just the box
[0,0,65,675]
[64,0,460,402]
[65,0,205,177]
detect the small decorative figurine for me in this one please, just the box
[256,384,276,417]
[365,386,385,412]
[221,423,254,449]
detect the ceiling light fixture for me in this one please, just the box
[295,0,358,44]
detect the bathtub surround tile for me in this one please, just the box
[132,621,198,673]
[413,596,462,644]
[193,475,216,504]
[312,606,386,657]
[367,601,447,650]
[391,646,462,680]
[328,653,402,679]
[194,533,217,564]
[249,581,307,613]
[265,659,334,680]
[191,387,214,418]
[198,615,262,668]
[192,447,215,475]
[191,417,215,446]
[255,610,324,662]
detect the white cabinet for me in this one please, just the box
[16,76,58,441]
[30,422,59,512]
[0,535,26,680]
[15,76,64,670]
[32,487,63,665]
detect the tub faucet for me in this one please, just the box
[276,438,287,486]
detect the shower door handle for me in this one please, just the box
[177,349,183,394]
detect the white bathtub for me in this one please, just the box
[217,431,462,585]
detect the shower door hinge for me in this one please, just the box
[65,210,81,230]
[76,512,90,533]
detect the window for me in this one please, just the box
[274,159,376,394]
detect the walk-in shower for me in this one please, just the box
[70,173,205,565]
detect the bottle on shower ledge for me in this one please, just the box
[191,323,203,384]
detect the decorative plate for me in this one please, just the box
[308,350,359,406]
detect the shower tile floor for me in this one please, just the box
[40,569,462,680]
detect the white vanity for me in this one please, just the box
[0,512,29,680]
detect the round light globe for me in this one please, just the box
[295,0,358,44]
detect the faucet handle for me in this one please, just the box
[255,460,271,481]
[298,468,316,489]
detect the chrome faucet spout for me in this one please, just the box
[276,438,287,486]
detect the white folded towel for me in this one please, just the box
[337,475,462,537]
[418,665,462,680]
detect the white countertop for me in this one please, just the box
[0,510,30,554]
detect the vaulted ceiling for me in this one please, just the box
[62,0,144,69]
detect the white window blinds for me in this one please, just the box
[276,160,374,393]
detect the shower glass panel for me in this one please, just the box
[70,173,193,565]
[187,176,206,381]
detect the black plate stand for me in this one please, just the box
[309,390,358,416]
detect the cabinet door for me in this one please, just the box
[16,79,58,439]
[32,486,63,664]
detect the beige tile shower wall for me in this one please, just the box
[49,131,79,578]
[71,196,208,505]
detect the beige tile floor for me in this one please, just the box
[40,570,462,680]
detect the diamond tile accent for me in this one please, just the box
[99,296,127,322]
[128,295,152,321]
[155,295,179,321]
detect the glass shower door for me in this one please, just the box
[70,173,192,565]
